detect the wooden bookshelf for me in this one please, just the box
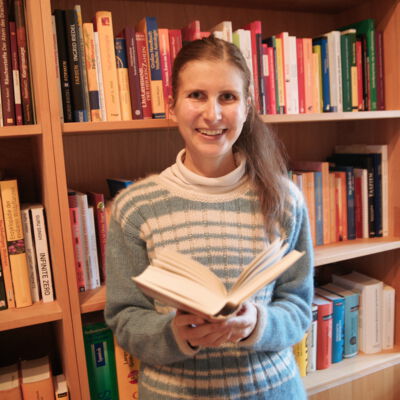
[0,124,42,138]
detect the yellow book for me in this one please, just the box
[311,52,322,113]
[114,337,140,399]
[95,11,121,121]
[275,37,286,114]
[293,333,308,377]
[0,180,32,308]
[83,22,102,122]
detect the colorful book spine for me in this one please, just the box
[93,31,107,121]
[83,321,119,400]
[122,27,143,119]
[296,38,305,114]
[115,37,133,120]
[0,180,32,308]
[375,31,385,110]
[293,333,308,377]
[302,38,313,113]
[158,28,172,119]
[313,37,331,112]
[95,11,122,121]
[168,29,182,68]
[0,0,15,125]
[306,304,318,373]
[82,22,102,122]
[181,20,201,44]
[136,17,166,119]
[14,0,34,124]
[9,22,23,125]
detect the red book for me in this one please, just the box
[181,20,201,44]
[296,38,305,114]
[354,171,363,238]
[9,21,23,125]
[158,28,172,118]
[14,0,33,124]
[375,31,385,110]
[88,192,107,284]
[68,191,86,292]
[266,46,276,114]
[356,38,364,111]
[313,295,333,370]
[135,31,152,119]
[168,29,182,68]
[244,21,262,113]
[0,0,16,125]
[121,27,143,119]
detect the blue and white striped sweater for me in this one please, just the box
[105,174,313,399]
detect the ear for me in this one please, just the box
[168,96,177,122]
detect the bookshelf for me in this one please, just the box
[0,0,395,398]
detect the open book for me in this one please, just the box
[132,239,304,320]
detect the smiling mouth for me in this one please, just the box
[196,128,227,136]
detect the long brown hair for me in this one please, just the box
[171,35,289,236]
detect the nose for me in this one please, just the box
[203,98,222,122]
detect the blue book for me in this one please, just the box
[315,287,345,363]
[312,37,331,112]
[313,171,323,246]
[107,178,134,198]
[322,283,359,358]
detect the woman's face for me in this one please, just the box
[170,59,249,177]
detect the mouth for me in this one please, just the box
[196,128,227,137]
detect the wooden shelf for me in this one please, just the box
[80,285,106,314]
[314,237,400,267]
[0,124,42,138]
[0,301,63,331]
[303,350,400,395]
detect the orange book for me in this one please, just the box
[302,38,313,113]
[114,337,140,399]
[20,356,54,400]
[334,171,348,241]
[95,11,121,121]
[0,363,22,400]
[329,172,337,243]
[158,28,172,118]
[0,180,32,308]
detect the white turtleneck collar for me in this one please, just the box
[159,149,248,194]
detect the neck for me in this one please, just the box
[183,152,237,178]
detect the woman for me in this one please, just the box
[105,35,313,399]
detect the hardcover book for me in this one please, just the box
[133,239,304,320]
[0,363,22,400]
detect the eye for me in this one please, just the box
[188,91,205,100]
[220,92,237,102]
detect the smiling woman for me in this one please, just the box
[105,35,314,400]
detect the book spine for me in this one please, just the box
[0,180,32,308]
[0,0,15,125]
[303,38,313,113]
[53,9,74,123]
[355,38,364,111]
[344,293,359,357]
[274,37,285,114]
[375,31,385,110]
[123,27,143,119]
[340,33,352,112]
[306,304,318,373]
[316,301,332,370]
[331,298,345,363]
[311,49,321,113]
[20,207,40,302]
[93,31,107,121]
[30,206,54,302]
[168,29,182,68]
[293,333,308,377]
[0,195,15,308]
[296,38,305,114]
[82,22,102,122]
[354,170,363,238]
[371,153,383,237]
[88,193,107,284]
[285,35,299,114]
[83,322,119,400]
[314,171,323,246]
[114,37,133,120]
[261,44,269,115]
[382,285,395,350]
[95,11,121,121]
[266,46,277,115]
[68,192,86,291]
[137,17,166,119]
[86,207,101,289]
[158,28,172,119]
[135,31,152,119]
[14,0,34,124]
[9,21,23,125]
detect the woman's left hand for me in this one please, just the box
[224,301,258,343]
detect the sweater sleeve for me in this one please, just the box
[104,214,199,365]
[240,187,314,351]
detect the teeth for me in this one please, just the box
[197,129,224,136]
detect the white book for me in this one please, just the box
[86,206,101,289]
[335,144,388,236]
[54,374,69,399]
[332,271,382,354]
[306,304,318,373]
[324,30,342,112]
[382,284,395,350]
[93,31,107,121]
[30,204,54,302]
[0,363,20,397]
[354,168,369,238]
[285,35,299,114]
[210,21,232,42]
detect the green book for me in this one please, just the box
[339,19,376,110]
[83,321,119,400]
[340,30,353,112]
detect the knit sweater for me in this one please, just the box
[104,154,314,399]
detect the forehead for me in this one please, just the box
[178,60,245,90]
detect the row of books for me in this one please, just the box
[0,179,54,311]
[0,356,68,399]
[83,320,139,400]
[294,271,395,376]
[0,0,35,127]
[290,144,388,247]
